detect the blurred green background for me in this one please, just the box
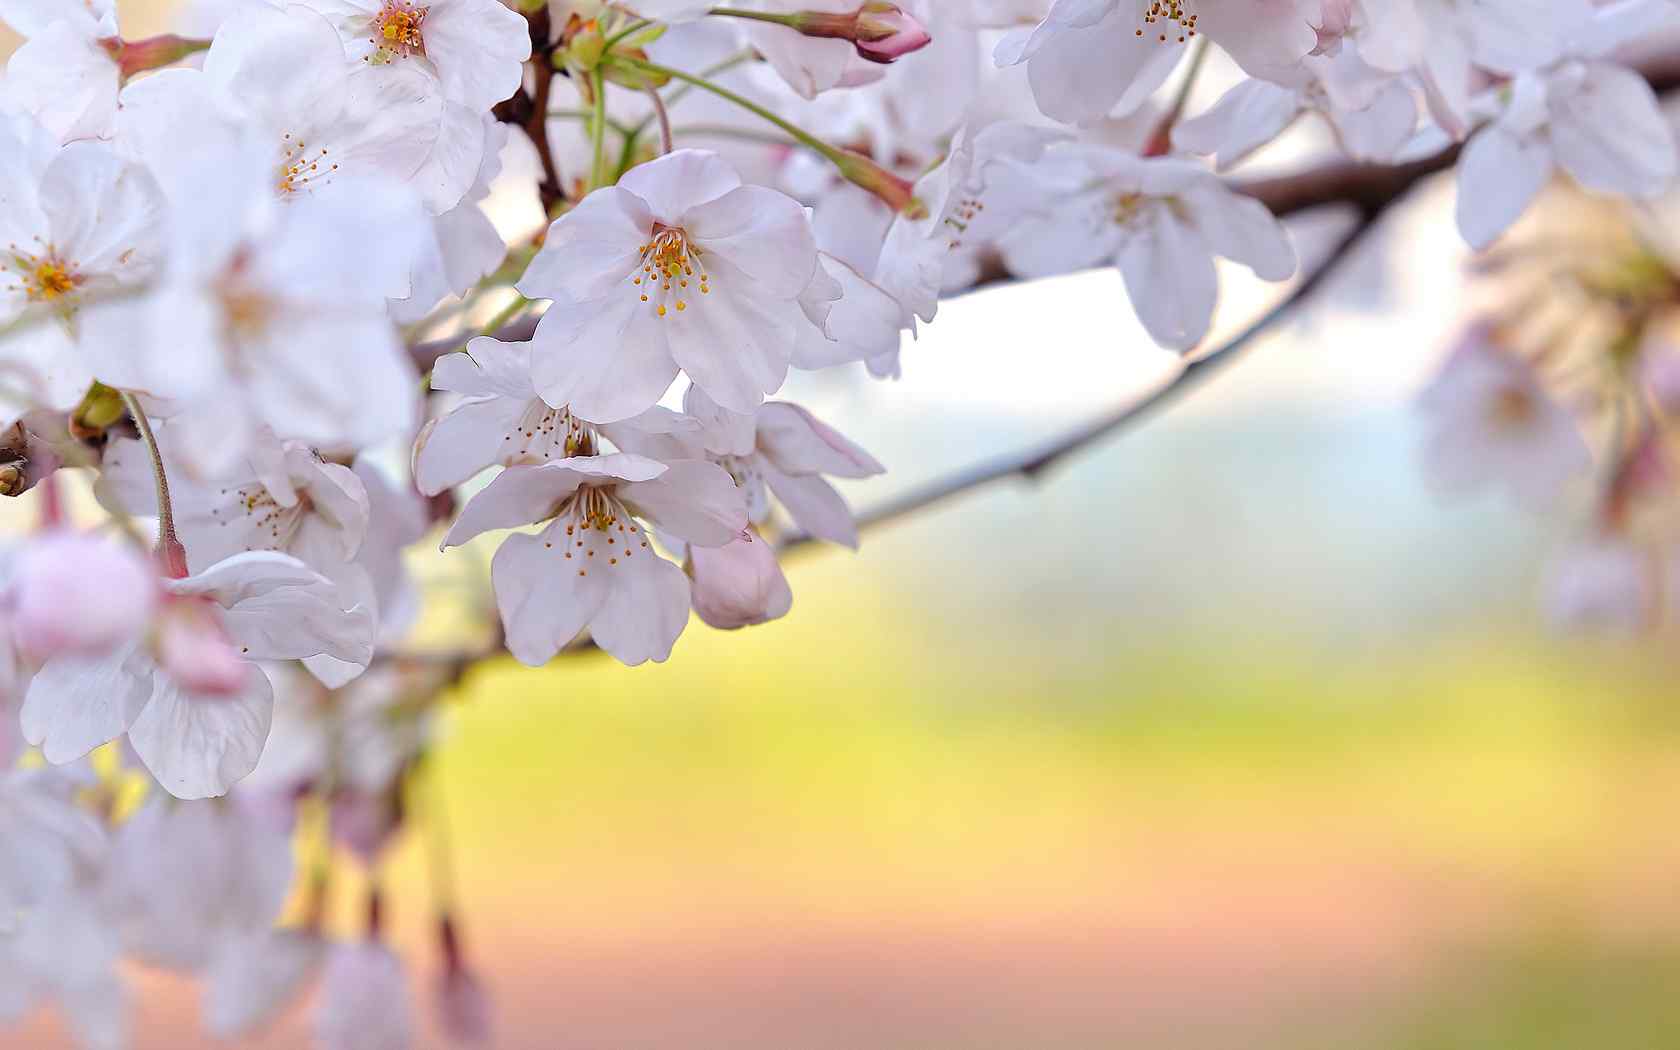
[11,5,1680,1047]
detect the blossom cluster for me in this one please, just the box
[0,0,1677,1045]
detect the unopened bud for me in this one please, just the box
[70,382,127,440]
[832,149,924,217]
[99,34,210,79]
[789,3,931,64]
[0,465,21,498]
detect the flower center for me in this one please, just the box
[369,2,428,62]
[547,486,650,578]
[631,225,712,319]
[277,133,338,196]
[504,402,596,462]
[213,483,311,549]
[1489,386,1537,429]
[1137,1,1198,43]
[4,244,83,304]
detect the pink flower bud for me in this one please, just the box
[1311,0,1354,55]
[789,3,932,65]
[690,531,793,630]
[12,534,157,660]
[154,599,250,696]
[853,3,932,63]
[436,964,493,1044]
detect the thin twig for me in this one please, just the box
[644,85,674,155]
[780,210,1385,554]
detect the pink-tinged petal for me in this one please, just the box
[127,669,274,800]
[442,457,662,548]
[691,532,792,630]
[155,603,252,696]
[517,188,651,303]
[12,534,157,660]
[763,468,859,549]
[617,149,743,222]
[620,460,748,548]
[756,403,884,479]
[315,942,413,1050]
[1115,210,1221,352]
[529,297,681,425]
[413,396,527,496]
[21,644,154,764]
[206,930,325,1039]
[217,580,376,668]
[433,339,535,399]
[585,545,692,666]
[1172,78,1302,172]
[683,186,818,301]
[416,0,531,111]
[1181,184,1297,281]
[1455,126,1551,251]
[1550,63,1677,199]
[1024,14,1177,123]
[792,255,904,371]
[491,528,610,666]
[168,551,326,604]
[663,274,800,414]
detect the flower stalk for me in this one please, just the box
[610,56,924,216]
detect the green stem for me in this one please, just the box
[119,390,186,574]
[589,68,609,190]
[705,7,793,27]
[602,16,653,50]
[616,56,920,213]
[630,49,756,138]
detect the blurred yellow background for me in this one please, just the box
[10,4,1680,1048]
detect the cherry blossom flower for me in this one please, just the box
[98,425,380,686]
[515,149,821,422]
[292,0,530,112]
[998,142,1298,350]
[104,793,293,972]
[116,3,476,214]
[0,111,164,429]
[1456,61,1678,250]
[316,940,414,1050]
[414,337,597,496]
[0,0,120,141]
[21,551,374,800]
[0,764,125,1050]
[995,0,1319,125]
[442,452,747,664]
[77,134,424,478]
[9,533,157,661]
[1417,325,1591,510]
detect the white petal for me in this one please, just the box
[585,545,692,666]
[127,670,274,800]
[491,527,609,665]
[620,459,748,548]
[21,645,154,765]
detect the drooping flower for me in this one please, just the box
[21,551,374,800]
[997,142,1298,351]
[98,424,380,686]
[1455,61,1677,250]
[441,452,748,664]
[1416,325,1591,510]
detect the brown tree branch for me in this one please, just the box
[779,209,1384,555]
